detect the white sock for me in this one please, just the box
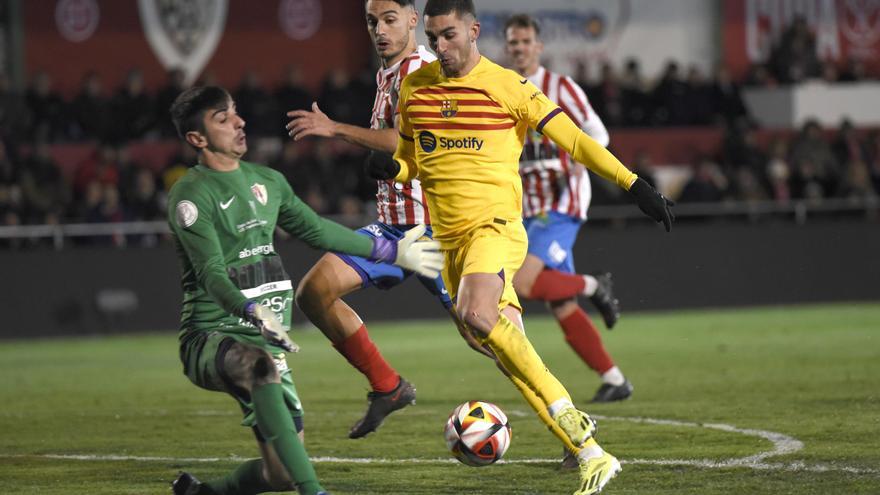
[577,442,605,461]
[583,275,598,296]
[547,398,574,419]
[601,366,625,386]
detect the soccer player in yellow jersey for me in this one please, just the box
[366,1,674,494]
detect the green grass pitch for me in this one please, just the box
[1,303,878,494]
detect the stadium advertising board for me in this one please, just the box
[724,0,880,79]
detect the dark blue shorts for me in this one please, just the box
[523,212,582,274]
[333,222,453,309]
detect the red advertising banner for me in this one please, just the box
[724,0,880,80]
[25,0,372,96]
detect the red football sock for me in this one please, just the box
[528,269,586,301]
[333,324,399,393]
[558,307,614,374]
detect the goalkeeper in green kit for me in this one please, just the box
[167,86,442,495]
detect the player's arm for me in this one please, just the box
[364,83,419,183]
[286,102,398,153]
[276,176,441,276]
[169,189,296,350]
[169,190,249,316]
[541,113,674,231]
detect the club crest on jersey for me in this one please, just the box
[440,100,458,118]
[251,183,268,205]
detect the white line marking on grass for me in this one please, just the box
[4,416,877,475]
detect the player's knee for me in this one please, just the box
[457,303,495,336]
[295,273,334,314]
[249,349,280,385]
[512,272,534,299]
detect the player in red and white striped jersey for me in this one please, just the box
[505,14,633,405]
[285,0,468,439]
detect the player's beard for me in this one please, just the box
[378,35,409,67]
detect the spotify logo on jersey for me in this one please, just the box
[419,131,437,153]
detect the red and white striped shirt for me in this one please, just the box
[520,66,609,220]
[372,45,435,225]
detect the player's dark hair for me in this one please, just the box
[365,0,415,6]
[169,85,231,139]
[504,13,540,37]
[424,0,476,19]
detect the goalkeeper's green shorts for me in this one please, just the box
[179,330,304,431]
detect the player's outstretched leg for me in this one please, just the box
[172,459,275,495]
[588,272,621,329]
[296,253,415,439]
[550,300,633,403]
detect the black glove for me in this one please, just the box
[365,150,401,180]
[629,178,675,232]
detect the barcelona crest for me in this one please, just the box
[440,100,458,118]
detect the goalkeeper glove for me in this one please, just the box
[369,224,444,278]
[629,178,675,232]
[244,301,299,353]
[365,150,400,180]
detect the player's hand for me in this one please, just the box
[245,302,299,353]
[629,178,675,232]
[365,150,400,180]
[286,102,336,141]
[369,224,443,278]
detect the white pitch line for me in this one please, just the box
[2,416,877,476]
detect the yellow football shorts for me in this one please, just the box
[442,218,527,312]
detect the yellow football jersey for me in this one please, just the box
[395,56,635,247]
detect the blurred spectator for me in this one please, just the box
[162,145,197,192]
[832,119,867,168]
[837,159,877,203]
[721,121,768,183]
[768,15,821,84]
[731,167,770,202]
[744,63,778,87]
[276,65,313,137]
[73,144,119,200]
[0,72,31,142]
[620,58,651,126]
[155,68,187,137]
[112,69,155,142]
[821,61,839,83]
[274,140,315,195]
[591,62,624,127]
[20,141,70,223]
[711,67,750,127]
[0,140,24,224]
[678,158,729,203]
[789,120,841,194]
[126,168,164,221]
[234,70,277,136]
[26,71,68,141]
[839,58,868,82]
[683,65,714,125]
[865,130,880,192]
[766,139,792,203]
[318,68,360,125]
[652,61,689,125]
[70,71,113,142]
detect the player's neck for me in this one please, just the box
[200,151,241,172]
[382,39,418,70]
[445,50,482,79]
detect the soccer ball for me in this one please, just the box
[444,400,511,466]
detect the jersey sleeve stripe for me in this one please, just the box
[399,132,415,142]
[413,122,516,131]
[408,111,512,119]
[536,107,563,133]
[406,99,502,108]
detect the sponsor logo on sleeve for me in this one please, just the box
[176,200,198,228]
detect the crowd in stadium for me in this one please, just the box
[1,38,878,238]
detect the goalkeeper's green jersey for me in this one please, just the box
[167,160,373,340]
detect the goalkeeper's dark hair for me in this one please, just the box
[365,0,415,6]
[424,0,476,19]
[169,85,231,139]
[504,13,540,37]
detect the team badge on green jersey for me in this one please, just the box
[251,183,268,205]
[175,200,198,227]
